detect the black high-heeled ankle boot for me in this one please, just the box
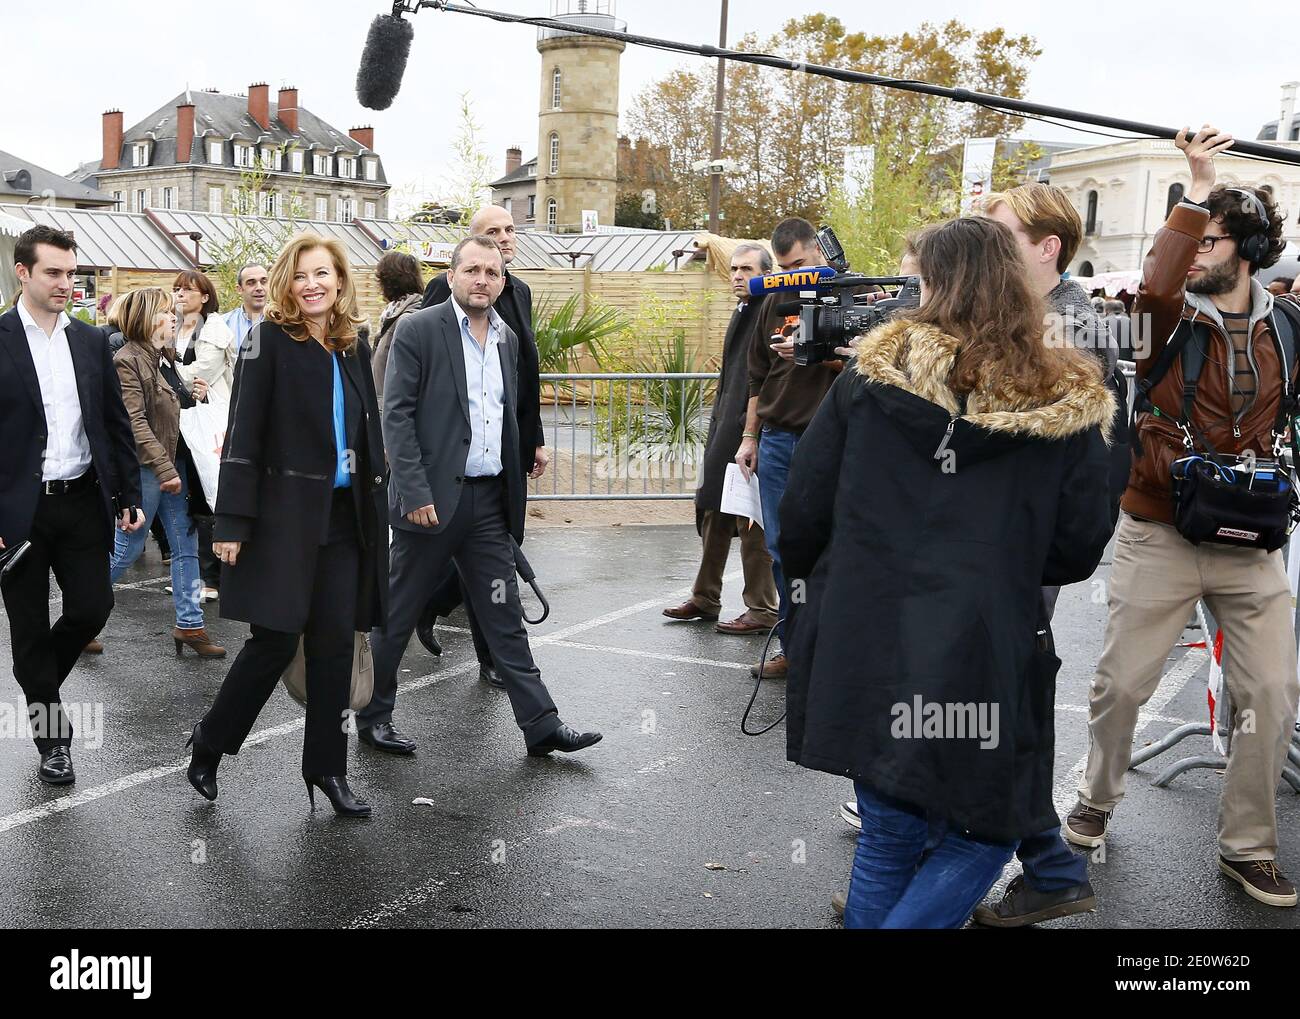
[185,721,221,801]
[303,774,372,817]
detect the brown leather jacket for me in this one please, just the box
[1125,200,1300,524]
[113,340,182,484]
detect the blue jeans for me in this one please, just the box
[757,425,799,643]
[110,466,203,629]
[845,782,1016,929]
[1016,825,1088,892]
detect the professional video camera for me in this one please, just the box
[746,226,921,367]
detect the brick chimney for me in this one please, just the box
[1281,82,1299,142]
[102,109,124,170]
[248,82,270,131]
[505,146,522,174]
[176,99,196,164]
[277,86,299,134]
[349,126,374,151]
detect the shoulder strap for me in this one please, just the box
[1133,318,1199,415]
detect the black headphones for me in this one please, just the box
[1223,187,1271,267]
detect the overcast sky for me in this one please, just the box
[5,0,1296,209]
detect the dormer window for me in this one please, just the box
[289,148,304,174]
[132,142,150,167]
[313,152,330,176]
[207,140,224,164]
[234,143,255,168]
[527,163,536,177]
[339,155,356,179]
[364,158,378,182]
[260,145,281,171]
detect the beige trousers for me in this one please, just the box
[691,510,778,623]
[1078,513,1299,861]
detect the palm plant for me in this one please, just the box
[630,328,714,464]
[531,294,624,374]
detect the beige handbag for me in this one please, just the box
[280,632,374,712]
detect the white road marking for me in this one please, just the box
[0,571,744,836]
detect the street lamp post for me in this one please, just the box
[708,0,728,234]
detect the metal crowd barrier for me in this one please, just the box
[529,372,717,501]
[530,365,1139,502]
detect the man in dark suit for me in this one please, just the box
[663,243,778,634]
[0,225,143,784]
[409,205,546,697]
[362,234,599,757]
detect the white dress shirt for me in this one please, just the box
[17,298,92,481]
[450,296,506,478]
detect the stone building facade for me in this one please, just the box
[534,5,625,233]
[71,84,390,222]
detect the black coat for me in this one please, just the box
[780,319,1115,843]
[695,299,761,524]
[214,321,388,634]
[0,307,140,547]
[423,269,543,477]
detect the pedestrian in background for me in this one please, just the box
[105,287,224,659]
[172,268,231,602]
[371,250,425,412]
[663,242,778,636]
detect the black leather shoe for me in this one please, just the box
[357,721,416,755]
[185,721,220,801]
[38,745,75,785]
[527,723,602,757]
[971,875,1097,927]
[415,608,443,657]
[480,664,505,688]
[304,774,372,817]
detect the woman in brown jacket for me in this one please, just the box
[107,288,224,658]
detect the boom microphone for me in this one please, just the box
[356,10,415,111]
[747,266,836,297]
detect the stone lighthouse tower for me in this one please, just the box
[536,0,626,233]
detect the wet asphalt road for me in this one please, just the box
[0,524,1296,929]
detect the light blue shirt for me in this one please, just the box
[331,353,351,488]
[224,307,263,353]
[450,296,505,478]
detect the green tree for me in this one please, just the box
[206,157,302,310]
[624,17,1040,238]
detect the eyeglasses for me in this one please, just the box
[1196,235,1236,254]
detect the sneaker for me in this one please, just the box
[971,875,1097,928]
[1064,801,1111,848]
[749,653,788,679]
[839,800,861,831]
[201,587,219,602]
[1218,857,1298,907]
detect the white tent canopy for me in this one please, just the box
[1071,270,1142,297]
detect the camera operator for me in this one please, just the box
[736,218,848,680]
[1065,126,1300,909]
[779,216,1114,927]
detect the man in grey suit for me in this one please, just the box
[360,235,601,757]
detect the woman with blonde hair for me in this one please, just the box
[105,288,224,658]
[781,215,1115,927]
[185,234,388,817]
